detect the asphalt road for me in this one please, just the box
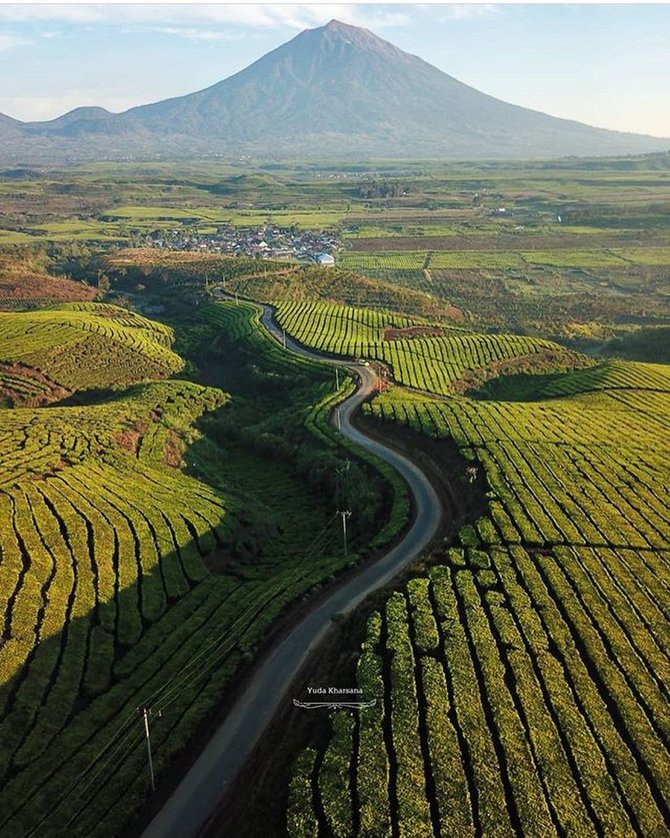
[142,304,443,838]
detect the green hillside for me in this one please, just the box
[0,300,406,836]
[2,155,669,838]
[286,334,670,836]
[0,304,183,393]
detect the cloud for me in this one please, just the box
[0,4,354,29]
[0,4,414,31]
[0,4,499,33]
[151,27,245,43]
[0,32,29,51]
[355,10,412,29]
[416,4,501,22]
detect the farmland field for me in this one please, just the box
[273,300,591,394]
[2,155,669,345]
[283,305,670,837]
[1,155,670,837]
[338,247,663,271]
[0,297,407,837]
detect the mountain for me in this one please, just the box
[23,106,115,134]
[0,112,22,140]
[1,19,668,162]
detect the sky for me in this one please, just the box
[0,3,668,137]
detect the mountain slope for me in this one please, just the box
[0,112,22,141]
[23,106,115,136]
[2,20,668,162]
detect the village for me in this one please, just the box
[138,224,339,266]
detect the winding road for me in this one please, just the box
[142,303,443,838]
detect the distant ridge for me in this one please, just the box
[26,106,114,131]
[1,19,668,163]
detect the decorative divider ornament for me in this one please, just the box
[293,698,377,710]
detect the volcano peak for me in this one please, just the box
[1,20,667,163]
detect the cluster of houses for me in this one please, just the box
[139,225,338,266]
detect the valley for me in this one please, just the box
[0,152,668,837]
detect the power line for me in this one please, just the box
[24,722,144,838]
[151,523,340,718]
[22,710,140,837]
[28,513,341,833]
[144,514,339,714]
[57,729,146,836]
[150,516,340,716]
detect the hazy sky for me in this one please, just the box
[0,3,668,137]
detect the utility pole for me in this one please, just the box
[235,291,239,306]
[335,367,340,389]
[338,510,352,558]
[283,328,287,349]
[335,459,350,510]
[142,707,155,793]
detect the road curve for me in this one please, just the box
[142,304,443,838]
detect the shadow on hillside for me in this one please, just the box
[54,386,119,406]
[472,363,611,402]
[0,534,228,838]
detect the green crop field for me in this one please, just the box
[0,372,240,835]
[0,304,183,391]
[2,155,670,837]
[286,336,670,836]
[104,205,346,229]
[0,297,410,837]
[339,246,670,272]
[275,300,668,835]
[274,300,590,394]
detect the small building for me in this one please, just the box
[315,252,335,267]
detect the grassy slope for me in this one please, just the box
[284,308,670,836]
[0,299,405,837]
[272,300,591,394]
[0,304,183,390]
[0,250,97,306]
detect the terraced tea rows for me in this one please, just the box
[289,539,670,836]
[0,378,240,830]
[519,358,670,398]
[0,301,381,836]
[0,363,69,407]
[274,301,585,394]
[5,152,670,838]
[368,376,670,553]
[287,344,670,836]
[0,304,183,390]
